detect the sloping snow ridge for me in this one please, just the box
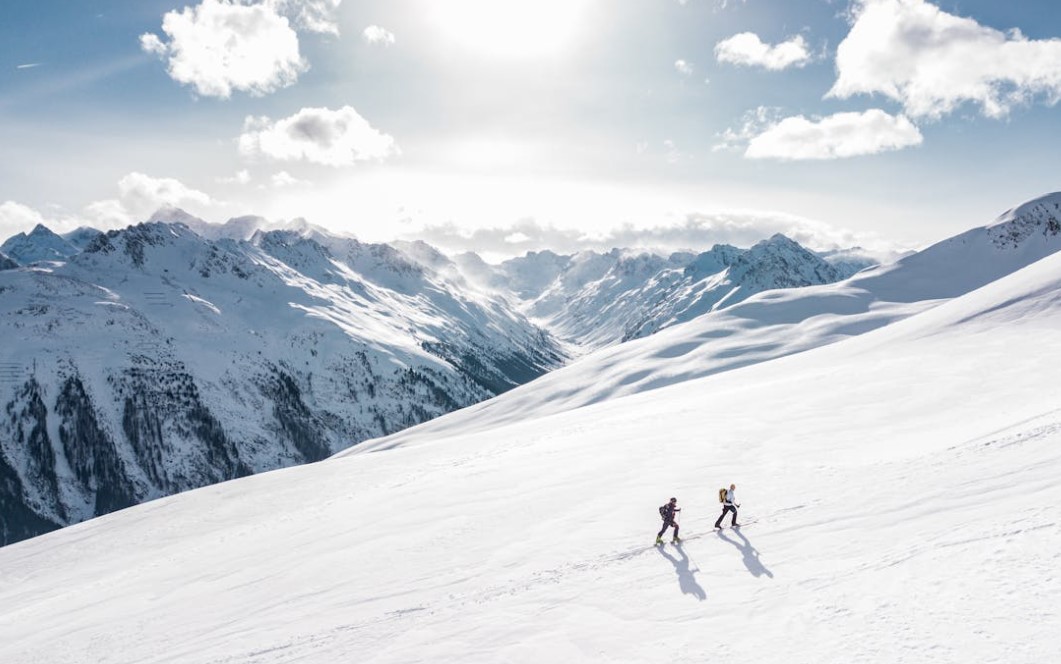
[1,199,1061,662]
[348,192,1061,450]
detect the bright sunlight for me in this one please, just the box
[426,0,593,59]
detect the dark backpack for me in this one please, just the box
[659,504,670,520]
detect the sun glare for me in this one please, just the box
[427,0,592,59]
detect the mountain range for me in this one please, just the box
[0,211,864,545]
[0,218,565,545]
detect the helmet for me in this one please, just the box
[669,497,677,503]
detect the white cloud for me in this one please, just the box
[239,106,399,167]
[118,173,212,217]
[86,173,215,227]
[83,199,134,229]
[715,32,812,70]
[674,59,693,75]
[411,211,894,259]
[218,169,253,185]
[1,175,221,239]
[0,201,49,239]
[744,109,923,160]
[270,171,309,187]
[714,106,784,152]
[830,0,1061,119]
[663,139,686,164]
[363,25,395,46]
[504,231,531,244]
[140,0,308,98]
[269,0,342,35]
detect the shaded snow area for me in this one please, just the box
[2,241,1060,663]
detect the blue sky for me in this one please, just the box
[2,0,1061,258]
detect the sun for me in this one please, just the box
[426,0,593,59]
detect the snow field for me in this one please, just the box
[3,250,1061,662]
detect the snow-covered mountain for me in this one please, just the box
[3,204,1061,663]
[349,191,1061,447]
[61,226,104,251]
[0,218,565,545]
[0,224,79,264]
[483,235,866,349]
[0,251,17,270]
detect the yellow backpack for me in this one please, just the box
[718,487,727,503]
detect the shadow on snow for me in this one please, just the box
[657,542,707,600]
[717,527,774,579]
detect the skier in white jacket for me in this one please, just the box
[714,483,740,529]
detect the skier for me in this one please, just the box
[714,483,740,529]
[656,497,682,544]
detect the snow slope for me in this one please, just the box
[2,235,1061,663]
[348,192,1061,446]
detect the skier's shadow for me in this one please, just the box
[717,528,774,578]
[656,543,707,600]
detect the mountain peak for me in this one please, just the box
[751,233,802,252]
[987,192,1061,250]
[81,220,201,268]
[148,206,207,227]
[1,223,78,264]
[61,226,104,250]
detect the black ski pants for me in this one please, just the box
[714,505,737,528]
[657,519,679,539]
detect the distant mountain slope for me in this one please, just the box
[0,220,565,545]
[0,224,78,264]
[61,226,103,250]
[347,192,1061,452]
[488,235,863,349]
[0,252,17,270]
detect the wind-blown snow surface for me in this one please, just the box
[3,244,1061,662]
